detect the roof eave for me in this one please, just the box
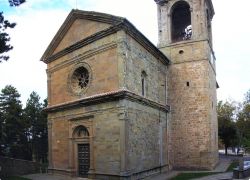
[42,20,170,66]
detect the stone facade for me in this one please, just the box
[155,0,218,170]
[41,0,218,178]
[42,10,169,179]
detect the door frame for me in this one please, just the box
[77,143,90,177]
[69,120,94,177]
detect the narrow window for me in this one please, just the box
[171,1,192,42]
[186,81,190,87]
[141,71,147,96]
[142,78,145,96]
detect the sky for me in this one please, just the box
[0,0,249,105]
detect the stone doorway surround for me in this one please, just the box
[68,117,94,177]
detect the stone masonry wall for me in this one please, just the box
[125,100,168,175]
[47,34,119,106]
[167,60,216,169]
[161,40,218,169]
[46,17,170,178]
[48,100,124,176]
[117,34,167,105]
[49,98,169,178]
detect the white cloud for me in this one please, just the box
[0,9,68,104]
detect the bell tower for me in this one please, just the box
[155,0,218,169]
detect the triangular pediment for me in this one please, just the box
[41,9,124,62]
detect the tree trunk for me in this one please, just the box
[225,144,228,155]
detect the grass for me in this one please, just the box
[2,176,31,180]
[226,160,239,172]
[170,172,219,180]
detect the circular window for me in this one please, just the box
[69,64,91,95]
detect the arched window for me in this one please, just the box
[171,1,192,42]
[141,71,147,96]
[73,125,89,138]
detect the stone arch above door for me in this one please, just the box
[68,118,94,178]
[73,125,90,139]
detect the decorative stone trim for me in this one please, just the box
[40,9,124,62]
[205,0,215,17]
[41,10,170,66]
[154,0,168,6]
[43,24,121,63]
[69,115,94,121]
[67,62,92,96]
[47,43,117,74]
[44,89,170,113]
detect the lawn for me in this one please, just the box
[170,172,219,180]
[226,160,239,172]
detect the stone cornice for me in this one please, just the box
[42,24,121,64]
[40,9,124,62]
[154,0,169,6]
[41,9,170,65]
[47,43,117,74]
[205,0,215,18]
[44,89,170,113]
[121,19,170,65]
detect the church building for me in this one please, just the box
[41,0,218,179]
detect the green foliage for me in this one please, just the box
[8,0,26,7]
[0,85,30,159]
[0,0,25,62]
[170,172,219,180]
[0,85,47,162]
[226,160,239,172]
[236,92,250,148]
[0,12,16,62]
[244,90,250,104]
[217,100,237,154]
[218,89,250,153]
[24,92,48,163]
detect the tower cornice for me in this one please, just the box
[154,0,168,6]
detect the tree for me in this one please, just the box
[217,100,237,155]
[0,85,30,159]
[8,0,26,7]
[0,0,25,62]
[244,89,250,104]
[236,90,250,149]
[24,92,48,162]
[0,12,16,62]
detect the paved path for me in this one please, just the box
[22,155,250,180]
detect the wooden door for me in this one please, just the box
[78,144,90,177]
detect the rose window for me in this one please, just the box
[71,67,89,92]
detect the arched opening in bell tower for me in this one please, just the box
[171,1,192,42]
